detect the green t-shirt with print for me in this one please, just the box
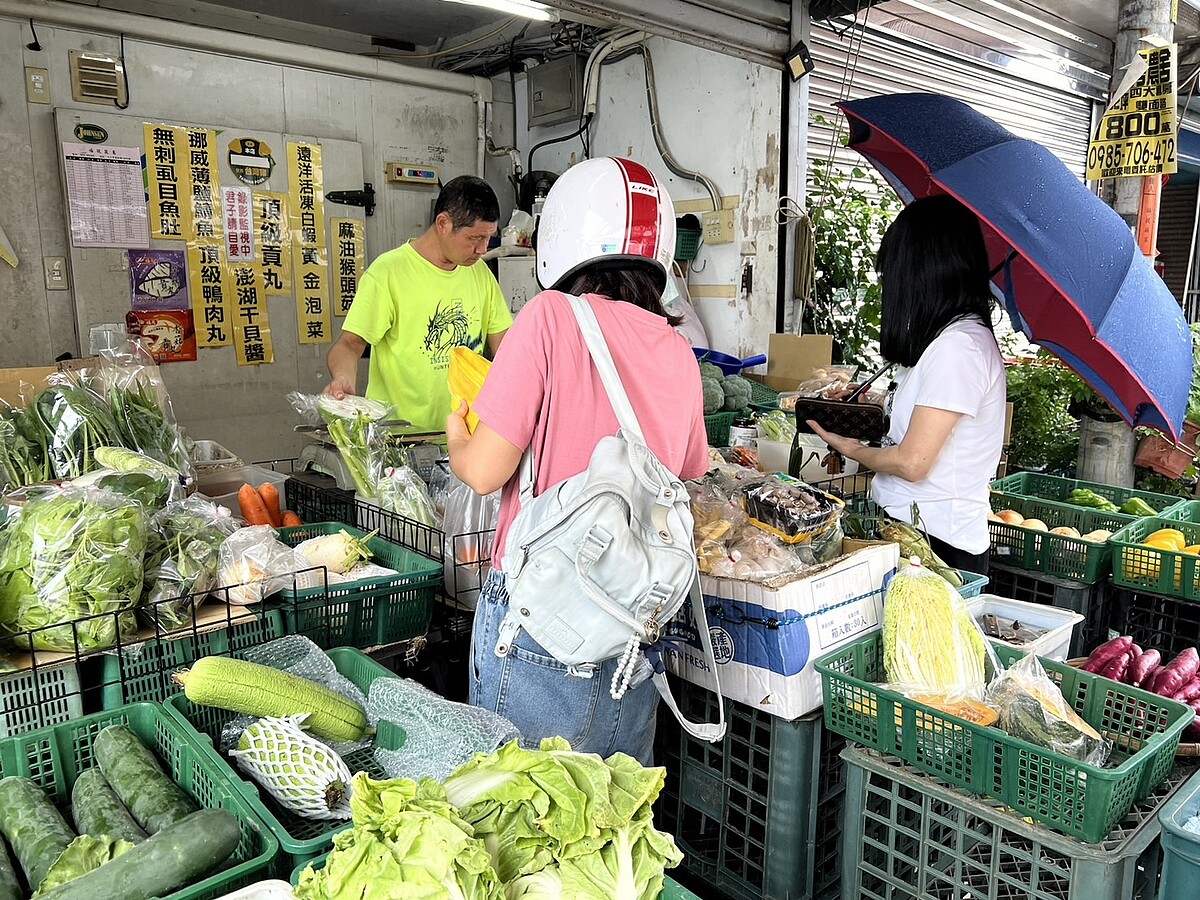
[343,242,512,432]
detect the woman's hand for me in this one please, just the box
[446,401,471,446]
[806,420,864,461]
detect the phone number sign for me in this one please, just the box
[1087,44,1178,180]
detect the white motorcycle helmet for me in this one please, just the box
[537,157,676,292]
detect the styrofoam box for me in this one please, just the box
[214,881,295,900]
[966,593,1084,662]
[197,464,288,518]
[191,439,242,469]
[665,541,900,720]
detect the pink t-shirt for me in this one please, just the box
[473,291,710,568]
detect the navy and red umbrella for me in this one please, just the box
[837,92,1191,441]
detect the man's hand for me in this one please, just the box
[323,376,356,400]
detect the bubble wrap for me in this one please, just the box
[369,677,519,782]
[218,636,373,755]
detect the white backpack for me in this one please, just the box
[497,294,726,742]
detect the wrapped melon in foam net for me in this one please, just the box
[230,714,353,820]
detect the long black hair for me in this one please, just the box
[878,194,994,368]
[561,262,683,327]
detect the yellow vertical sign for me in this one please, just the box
[254,190,291,295]
[144,124,188,240]
[331,218,364,316]
[228,261,274,366]
[189,241,230,347]
[287,142,331,344]
[1087,44,1178,179]
[183,128,223,242]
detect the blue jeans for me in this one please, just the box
[469,569,659,765]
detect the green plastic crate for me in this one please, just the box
[275,523,441,649]
[991,471,1182,516]
[704,411,734,446]
[842,746,1191,900]
[988,493,1124,583]
[654,676,846,900]
[0,702,277,899]
[956,570,988,598]
[164,647,395,872]
[748,379,780,411]
[1163,499,1200,524]
[0,662,82,739]
[1110,514,1200,600]
[290,853,705,897]
[815,632,1192,843]
[100,607,287,708]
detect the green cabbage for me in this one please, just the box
[443,738,682,899]
[294,773,503,900]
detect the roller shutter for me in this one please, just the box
[807,16,1096,180]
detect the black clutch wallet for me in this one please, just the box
[792,397,888,445]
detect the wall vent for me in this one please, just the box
[69,50,127,106]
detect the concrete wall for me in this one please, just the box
[0,7,486,461]
[499,36,783,360]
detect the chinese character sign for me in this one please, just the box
[226,262,274,366]
[145,124,187,241]
[1087,44,1178,179]
[287,142,331,344]
[254,190,291,295]
[331,218,364,316]
[184,128,223,242]
[188,240,230,347]
[223,186,255,262]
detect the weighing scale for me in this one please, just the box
[294,421,446,490]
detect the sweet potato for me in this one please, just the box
[1099,650,1133,682]
[1156,648,1200,698]
[1082,636,1133,673]
[1129,648,1161,688]
[1174,675,1200,703]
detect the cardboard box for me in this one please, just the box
[0,359,100,406]
[665,541,899,720]
[747,333,834,393]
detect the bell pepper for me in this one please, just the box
[1119,496,1160,517]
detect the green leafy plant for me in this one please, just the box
[1187,322,1200,425]
[1004,354,1079,475]
[805,151,900,371]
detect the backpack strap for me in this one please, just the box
[517,293,646,504]
[652,578,727,741]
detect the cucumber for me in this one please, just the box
[0,776,76,892]
[93,725,196,834]
[0,837,20,900]
[35,808,240,900]
[70,770,146,844]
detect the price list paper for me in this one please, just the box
[62,143,149,249]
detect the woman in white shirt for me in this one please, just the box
[810,194,1005,574]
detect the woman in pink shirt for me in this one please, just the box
[446,157,709,763]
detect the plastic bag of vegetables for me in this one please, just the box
[882,556,995,700]
[32,376,122,480]
[141,497,239,631]
[216,525,302,606]
[0,485,147,651]
[988,651,1112,765]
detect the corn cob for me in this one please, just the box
[877,519,964,587]
[173,656,371,743]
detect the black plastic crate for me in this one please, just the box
[654,676,845,900]
[987,561,1109,658]
[285,473,356,526]
[1108,587,1200,661]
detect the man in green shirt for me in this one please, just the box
[324,176,513,432]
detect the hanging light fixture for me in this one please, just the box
[440,0,560,22]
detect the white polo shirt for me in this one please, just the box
[871,316,1006,555]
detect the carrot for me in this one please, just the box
[238,484,272,526]
[257,482,283,528]
[281,510,303,528]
